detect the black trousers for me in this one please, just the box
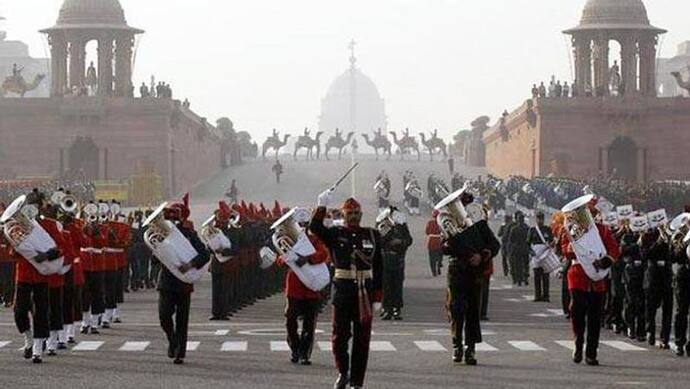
[511,252,529,285]
[646,285,673,343]
[534,268,550,301]
[625,278,646,338]
[448,265,482,348]
[116,268,125,303]
[382,254,404,310]
[285,297,319,359]
[62,272,75,325]
[73,285,83,322]
[570,290,603,359]
[82,271,105,315]
[500,247,510,277]
[607,265,625,327]
[332,300,372,387]
[159,290,191,359]
[15,282,50,338]
[561,276,570,316]
[479,276,490,319]
[49,286,64,331]
[104,271,118,310]
[428,249,443,277]
[0,262,15,303]
[211,272,231,318]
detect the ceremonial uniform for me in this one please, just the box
[210,225,241,320]
[620,230,646,341]
[641,230,673,347]
[81,223,107,333]
[562,223,620,364]
[381,222,412,320]
[444,220,500,364]
[497,217,513,277]
[278,233,330,364]
[508,216,530,286]
[103,221,130,325]
[672,241,690,355]
[157,222,210,363]
[425,215,443,277]
[527,223,554,302]
[310,200,383,389]
[63,219,86,343]
[0,236,15,306]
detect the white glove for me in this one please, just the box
[284,249,299,264]
[317,188,334,208]
[373,302,382,312]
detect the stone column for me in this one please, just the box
[620,36,638,95]
[573,34,592,96]
[638,35,657,97]
[97,35,114,96]
[68,37,85,90]
[49,34,68,97]
[592,33,610,96]
[115,35,134,97]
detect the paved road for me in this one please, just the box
[0,159,687,388]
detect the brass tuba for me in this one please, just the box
[271,208,306,257]
[561,194,608,282]
[434,184,472,239]
[200,215,232,263]
[142,202,204,283]
[669,213,690,245]
[60,194,79,215]
[1,195,66,275]
[375,207,395,237]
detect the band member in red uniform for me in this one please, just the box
[561,199,620,365]
[10,190,64,363]
[276,213,330,366]
[310,191,382,389]
[103,207,131,327]
[81,202,107,335]
[61,208,86,345]
[155,199,210,365]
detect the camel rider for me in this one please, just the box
[303,127,310,137]
[375,128,383,138]
[335,128,342,139]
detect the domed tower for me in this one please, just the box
[564,0,665,97]
[319,41,387,133]
[40,0,143,97]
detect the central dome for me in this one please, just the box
[42,0,142,32]
[319,66,387,133]
[566,0,665,32]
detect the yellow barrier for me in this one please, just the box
[94,180,129,203]
[128,175,164,207]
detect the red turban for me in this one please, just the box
[342,198,361,211]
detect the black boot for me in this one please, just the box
[167,339,177,359]
[647,333,656,346]
[585,357,599,366]
[452,346,463,363]
[333,374,349,389]
[572,346,583,364]
[464,345,477,366]
[676,344,685,357]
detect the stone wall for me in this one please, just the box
[484,97,690,181]
[0,97,222,196]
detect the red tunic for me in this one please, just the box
[104,222,130,272]
[65,220,86,286]
[15,218,66,285]
[562,223,621,293]
[277,234,330,300]
[425,219,443,251]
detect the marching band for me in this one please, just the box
[1,171,690,389]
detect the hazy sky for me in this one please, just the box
[2,0,690,141]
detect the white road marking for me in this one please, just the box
[186,341,200,351]
[0,341,11,349]
[601,341,647,351]
[318,341,332,351]
[270,341,290,351]
[370,341,396,351]
[119,341,150,351]
[475,342,498,352]
[414,341,447,351]
[221,341,248,351]
[555,340,575,350]
[509,341,545,351]
[214,330,230,336]
[72,341,104,351]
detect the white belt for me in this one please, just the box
[104,248,125,254]
[656,261,666,266]
[633,260,642,266]
[81,248,102,254]
[334,269,372,280]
